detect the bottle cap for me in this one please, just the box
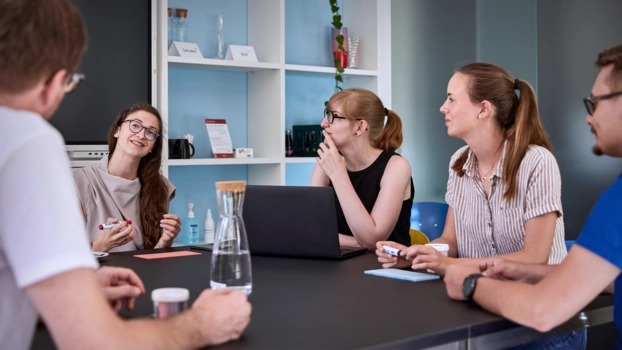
[176,8,188,18]
[168,8,172,17]
[215,181,246,193]
[207,209,212,219]
[151,288,189,303]
[187,203,195,218]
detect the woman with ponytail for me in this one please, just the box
[74,103,181,252]
[310,88,414,250]
[377,63,583,348]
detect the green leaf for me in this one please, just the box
[325,100,329,107]
[329,0,337,6]
[336,74,343,82]
[331,5,339,13]
[336,35,344,45]
[334,58,341,65]
[336,86,343,91]
[337,66,345,73]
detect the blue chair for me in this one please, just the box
[565,240,576,252]
[410,202,449,242]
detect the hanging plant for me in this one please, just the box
[326,0,346,106]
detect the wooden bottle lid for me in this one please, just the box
[215,181,246,193]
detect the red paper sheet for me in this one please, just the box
[134,251,202,259]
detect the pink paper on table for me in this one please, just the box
[134,251,202,259]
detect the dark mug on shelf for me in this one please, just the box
[168,139,195,159]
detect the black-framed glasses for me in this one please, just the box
[65,72,85,94]
[120,119,160,141]
[583,91,622,115]
[324,109,348,124]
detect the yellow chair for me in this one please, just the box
[409,229,430,245]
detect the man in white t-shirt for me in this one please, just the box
[0,1,251,349]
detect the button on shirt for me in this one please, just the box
[445,144,567,264]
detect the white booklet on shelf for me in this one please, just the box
[205,119,234,158]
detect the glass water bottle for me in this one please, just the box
[167,8,174,48]
[210,181,252,295]
[175,8,189,43]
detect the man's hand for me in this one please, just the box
[192,289,252,346]
[94,266,145,312]
[479,258,535,283]
[444,264,481,301]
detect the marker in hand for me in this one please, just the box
[382,245,404,258]
[99,220,132,230]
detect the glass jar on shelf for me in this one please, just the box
[175,8,189,43]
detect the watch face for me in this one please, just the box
[462,273,482,300]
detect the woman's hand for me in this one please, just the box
[156,213,182,248]
[316,131,347,180]
[405,245,453,275]
[92,218,136,252]
[375,241,411,269]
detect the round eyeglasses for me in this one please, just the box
[323,109,348,124]
[65,72,85,94]
[121,119,160,141]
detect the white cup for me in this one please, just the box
[425,243,449,273]
[152,288,189,318]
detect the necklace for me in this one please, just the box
[479,147,503,181]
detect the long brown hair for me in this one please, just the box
[327,88,403,152]
[108,102,168,249]
[450,63,552,201]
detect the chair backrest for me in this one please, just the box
[409,229,430,245]
[410,202,449,242]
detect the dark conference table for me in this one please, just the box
[34,247,613,349]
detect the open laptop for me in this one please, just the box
[243,185,367,259]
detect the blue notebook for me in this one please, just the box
[364,268,440,282]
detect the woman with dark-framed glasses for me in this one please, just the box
[310,88,414,250]
[73,102,182,252]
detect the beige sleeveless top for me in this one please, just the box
[73,156,175,252]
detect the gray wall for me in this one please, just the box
[393,0,622,239]
[392,0,475,203]
[537,0,622,239]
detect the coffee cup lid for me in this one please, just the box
[151,288,189,302]
[425,243,449,251]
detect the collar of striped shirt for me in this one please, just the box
[462,140,508,180]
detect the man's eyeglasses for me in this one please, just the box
[120,119,160,141]
[583,91,622,115]
[65,73,85,94]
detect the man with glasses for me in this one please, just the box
[443,44,622,348]
[0,0,250,348]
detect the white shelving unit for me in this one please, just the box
[155,0,391,185]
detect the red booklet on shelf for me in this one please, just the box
[205,119,234,158]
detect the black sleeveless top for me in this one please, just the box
[329,150,414,246]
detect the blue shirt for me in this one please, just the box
[576,174,622,348]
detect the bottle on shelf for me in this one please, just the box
[175,8,189,43]
[285,130,294,157]
[210,181,252,295]
[204,209,215,244]
[216,15,225,59]
[185,203,199,244]
[167,8,175,48]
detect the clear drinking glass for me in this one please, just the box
[167,8,174,49]
[210,181,252,295]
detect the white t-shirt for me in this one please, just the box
[0,106,98,349]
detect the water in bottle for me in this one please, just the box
[210,181,252,295]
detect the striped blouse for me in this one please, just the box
[445,144,567,264]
